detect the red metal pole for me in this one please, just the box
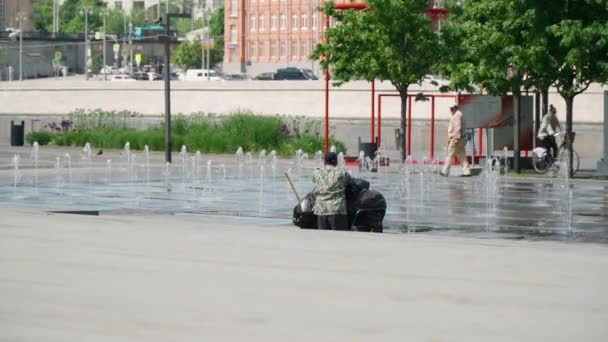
[431,96,435,160]
[407,95,412,157]
[324,15,330,153]
[377,94,381,147]
[371,80,375,143]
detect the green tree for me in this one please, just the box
[176,18,203,37]
[549,1,608,176]
[130,7,149,27]
[172,40,202,69]
[59,0,105,33]
[106,9,128,35]
[440,0,608,175]
[33,0,54,32]
[210,6,224,66]
[312,0,440,161]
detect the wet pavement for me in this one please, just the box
[1,144,607,244]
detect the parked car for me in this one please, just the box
[110,74,136,82]
[223,73,250,80]
[147,72,162,81]
[275,67,318,80]
[181,69,223,81]
[132,72,150,81]
[253,72,276,80]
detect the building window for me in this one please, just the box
[230,0,237,16]
[292,14,298,31]
[114,1,123,9]
[271,14,277,31]
[301,14,307,30]
[312,13,317,31]
[250,15,256,31]
[271,41,277,57]
[250,42,256,58]
[291,40,298,59]
[259,41,265,58]
[230,24,237,43]
[133,1,145,10]
[280,14,286,31]
[301,41,308,58]
[280,42,286,57]
[259,15,265,31]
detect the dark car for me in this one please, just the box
[275,67,318,80]
[224,73,250,80]
[253,72,276,80]
[132,72,149,81]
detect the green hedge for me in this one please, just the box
[39,112,346,156]
[25,131,54,145]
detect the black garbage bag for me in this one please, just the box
[292,193,317,229]
[351,189,386,233]
[346,178,370,209]
[346,178,370,227]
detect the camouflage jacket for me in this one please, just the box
[312,166,352,215]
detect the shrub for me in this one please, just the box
[46,111,346,157]
[26,131,55,145]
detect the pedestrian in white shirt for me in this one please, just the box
[441,103,471,177]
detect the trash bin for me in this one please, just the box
[10,120,25,146]
[359,142,377,159]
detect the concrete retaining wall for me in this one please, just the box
[2,79,606,123]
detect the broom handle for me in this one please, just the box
[284,172,302,203]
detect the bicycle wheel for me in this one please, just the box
[532,154,551,174]
[558,149,580,174]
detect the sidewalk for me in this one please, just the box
[1,208,607,341]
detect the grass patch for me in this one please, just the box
[39,110,346,156]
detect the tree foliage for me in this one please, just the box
[172,40,202,70]
[312,0,440,161]
[210,6,225,65]
[33,0,54,32]
[440,0,608,175]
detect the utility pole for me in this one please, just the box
[206,10,210,79]
[81,7,92,80]
[129,21,133,73]
[52,0,57,35]
[18,12,25,81]
[162,12,191,163]
[101,9,108,80]
[122,14,127,68]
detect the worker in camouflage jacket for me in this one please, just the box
[312,152,352,230]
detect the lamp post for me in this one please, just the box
[81,7,92,80]
[17,12,26,81]
[52,0,58,35]
[206,10,210,80]
[162,12,191,163]
[101,9,108,81]
[129,21,133,73]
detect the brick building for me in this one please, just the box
[223,0,448,77]
[1,0,34,32]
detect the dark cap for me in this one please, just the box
[324,152,338,166]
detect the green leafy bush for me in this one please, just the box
[49,111,346,156]
[26,131,55,146]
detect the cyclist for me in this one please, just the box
[537,104,562,159]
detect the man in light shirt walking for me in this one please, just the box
[440,103,471,177]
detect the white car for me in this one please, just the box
[110,75,136,82]
[182,69,223,81]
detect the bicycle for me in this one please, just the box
[532,132,580,174]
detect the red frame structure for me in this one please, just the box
[323,3,451,154]
[376,93,485,162]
